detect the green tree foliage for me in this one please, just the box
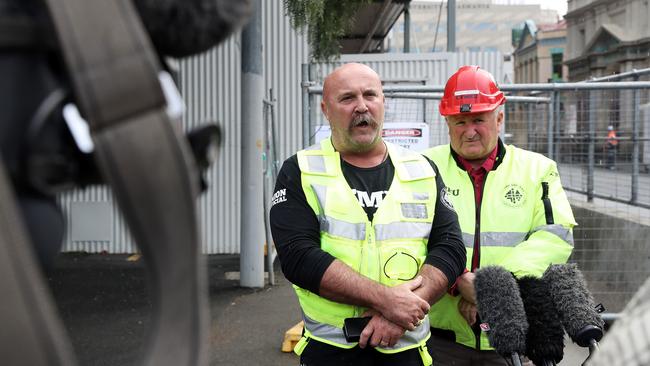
[284,0,371,62]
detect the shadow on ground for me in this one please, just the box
[47,253,300,366]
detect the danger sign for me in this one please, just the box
[314,122,430,152]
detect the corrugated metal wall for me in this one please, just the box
[60,1,309,254]
[58,6,503,254]
[310,51,504,87]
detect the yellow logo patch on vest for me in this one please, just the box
[502,184,526,207]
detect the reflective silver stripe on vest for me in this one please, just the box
[482,231,528,247]
[462,233,474,248]
[461,232,528,247]
[302,312,351,345]
[307,155,327,173]
[531,224,574,246]
[311,184,327,214]
[461,228,572,248]
[403,160,428,180]
[383,316,430,351]
[320,215,366,241]
[302,312,430,349]
[412,192,429,201]
[401,203,428,219]
[375,222,431,241]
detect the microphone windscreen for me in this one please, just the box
[133,0,252,58]
[518,276,565,365]
[475,266,528,356]
[543,263,604,345]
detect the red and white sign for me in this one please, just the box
[314,122,430,152]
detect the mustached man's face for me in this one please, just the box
[321,64,385,153]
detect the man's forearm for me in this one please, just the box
[318,259,386,307]
[413,264,449,305]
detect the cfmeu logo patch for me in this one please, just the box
[440,188,455,212]
[502,184,526,207]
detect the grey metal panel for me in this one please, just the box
[57,0,309,254]
[59,187,136,253]
[177,0,310,254]
[263,0,310,161]
[70,202,112,242]
[179,38,242,255]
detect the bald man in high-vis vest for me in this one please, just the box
[270,63,466,366]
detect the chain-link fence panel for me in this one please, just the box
[305,78,650,312]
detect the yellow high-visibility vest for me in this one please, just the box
[293,138,437,361]
[423,143,576,350]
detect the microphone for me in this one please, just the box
[475,266,528,366]
[132,0,253,58]
[543,264,604,351]
[517,276,565,366]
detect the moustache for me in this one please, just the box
[351,114,378,128]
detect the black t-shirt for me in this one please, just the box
[341,157,393,222]
[269,153,466,294]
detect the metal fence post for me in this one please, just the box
[554,91,561,160]
[631,76,640,204]
[587,90,596,202]
[548,92,555,160]
[301,64,310,148]
[309,66,318,145]
[527,103,533,150]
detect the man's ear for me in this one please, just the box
[321,100,328,120]
[496,109,505,130]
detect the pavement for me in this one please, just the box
[558,163,650,209]
[47,253,301,366]
[46,253,592,366]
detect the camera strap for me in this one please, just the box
[0,157,78,365]
[28,0,206,365]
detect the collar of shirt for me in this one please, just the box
[456,145,498,178]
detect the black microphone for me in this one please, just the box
[475,266,528,366]
[133,0,253,58]
[518,276,565,366]
[543,264,604,351]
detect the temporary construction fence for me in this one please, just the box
[302,73,650,312]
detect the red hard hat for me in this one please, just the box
[439,65,505,116]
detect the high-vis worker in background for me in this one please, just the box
[605,125,619,170]
[270,63,466,366]
[423,65,577,366]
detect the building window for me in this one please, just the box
[552,53,563,81]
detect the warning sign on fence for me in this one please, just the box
[314,122,430,152]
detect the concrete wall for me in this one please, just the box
[571,205,650,312]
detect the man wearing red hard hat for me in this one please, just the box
[423,66,577,365]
